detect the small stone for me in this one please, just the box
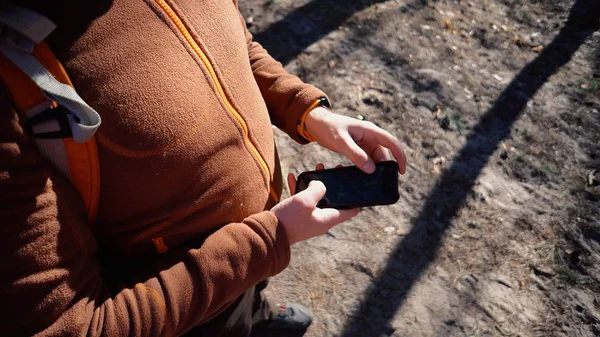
[433,157,445,164]
[357,114,366,120]
[587,170,599,187]
[328,59,336,68]
[246,16,254,28]
[384,226,396,234]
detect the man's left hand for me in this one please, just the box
[304,107,407,174]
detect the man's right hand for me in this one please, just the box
[271,166,360,245]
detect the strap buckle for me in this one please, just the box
[23,105,75,139]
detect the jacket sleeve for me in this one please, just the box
[0,90,290,336]
[234,1,329,144]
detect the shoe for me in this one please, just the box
[252,303,313,336]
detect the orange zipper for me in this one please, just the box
[155,0,271,186]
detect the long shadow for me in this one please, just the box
[335,1,600,336]
[252,0,435,65]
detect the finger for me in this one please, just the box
[341,134,376,174]
[295,180,326,207]
[287,173,297,195]
[372,145,391,162]
[314,207,360,227]
[316,163,325,171]
[369,128,407,174]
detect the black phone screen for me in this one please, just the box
[295,161,400,209]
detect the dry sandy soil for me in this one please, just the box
[239,0,600,336]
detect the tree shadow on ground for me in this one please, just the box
[252,0,436,65]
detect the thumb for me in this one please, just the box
[342,135,375,173]
[314,207,360,226]
[295,180,327,207]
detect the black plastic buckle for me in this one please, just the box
[23,105,74,139]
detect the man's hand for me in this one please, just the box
[304,107,407,174]
[272,164,359,245]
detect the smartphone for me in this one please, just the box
[294,160,400,209]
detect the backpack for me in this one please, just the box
[0,5,102,224]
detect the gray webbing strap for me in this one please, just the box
[0,5,101,143]
[0,5,55,45]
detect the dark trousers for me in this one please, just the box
[183,280,275,337]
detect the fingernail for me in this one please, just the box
[314,181,327,194]
[363,162,375,172]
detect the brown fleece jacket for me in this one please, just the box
[0,1,327,336]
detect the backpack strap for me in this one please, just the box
[0,5,102,224]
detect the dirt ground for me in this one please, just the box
[239,0,600,336]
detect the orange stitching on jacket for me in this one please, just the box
[155,0,271,186]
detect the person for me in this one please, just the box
[0,1,406,336]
